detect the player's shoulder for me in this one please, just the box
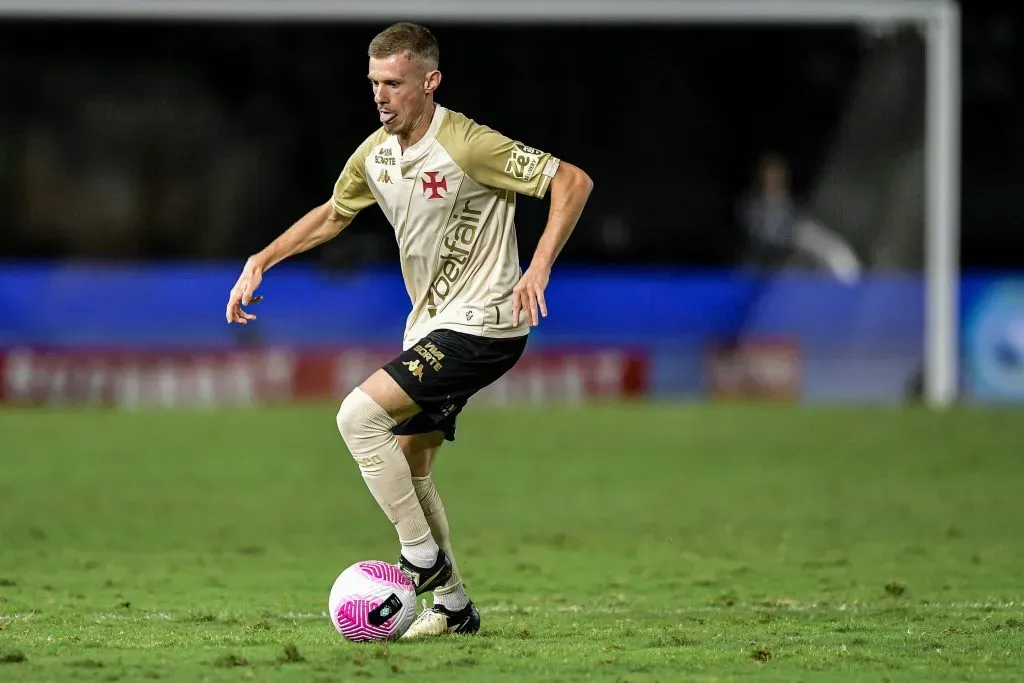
[436,108,506,167]
[350,126,393,161]
[438,108,496,142]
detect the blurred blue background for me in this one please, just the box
[2,263,1020,403]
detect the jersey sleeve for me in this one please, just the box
[455,118,560,198]
[331,144,377,217]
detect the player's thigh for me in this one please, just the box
[358,368,421,424]
[426,329,529,404]
[380,328,527,439]
[397,431,445,477]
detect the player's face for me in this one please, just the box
[368,53,439,137]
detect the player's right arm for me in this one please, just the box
[226,142,377,325]
[254,201,353,273]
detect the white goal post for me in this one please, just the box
[2,0,961,409]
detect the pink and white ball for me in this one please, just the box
[328,561,417,642]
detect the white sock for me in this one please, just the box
[434,584,470,612]
[401,538,440,568]
[336,388,438,565]
[412,475,470,611]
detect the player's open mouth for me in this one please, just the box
[379,111,397,124]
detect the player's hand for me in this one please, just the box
[512,264,550,327]
[226,258,265,325]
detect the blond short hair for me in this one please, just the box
[368,22,439,70]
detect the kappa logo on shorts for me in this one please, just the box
[402,359,425,381]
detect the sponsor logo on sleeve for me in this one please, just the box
[504,142,543,181]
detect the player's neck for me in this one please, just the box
[397,101,436,152]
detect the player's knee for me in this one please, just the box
[336,387,394,443]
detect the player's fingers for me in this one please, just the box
[536,288,548,319]
[226,294,240,324]
[512,288,522,325]
[520,289,532,326]
[529,290,540,327]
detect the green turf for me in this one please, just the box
[1,403,1022,682]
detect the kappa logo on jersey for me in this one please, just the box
[378,169,393,184]
[421,171,448,199]
[402,359,425,381]
[504,141,543,181]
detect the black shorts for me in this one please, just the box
[382,328,528,442]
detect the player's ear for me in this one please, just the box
[424,69,441,95]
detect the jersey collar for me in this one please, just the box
[400,104,447,164]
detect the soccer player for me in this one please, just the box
[225,22,593,639]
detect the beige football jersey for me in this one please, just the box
[331,105,560,349]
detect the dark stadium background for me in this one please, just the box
[0,14,1018,270]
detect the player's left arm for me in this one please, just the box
[455,119,594,326]
[513,161,593,327]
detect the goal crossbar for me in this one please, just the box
[0,1,954,23]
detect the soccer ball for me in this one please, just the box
[328,560,417,642]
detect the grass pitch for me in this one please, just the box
[1,403,1022,682]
